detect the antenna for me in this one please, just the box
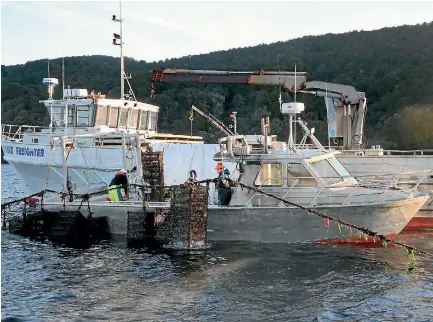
[112,1,137,102]
[42,58,58,101]
[294,64,297,148]
[42,59,58,130]
[280,64,304,150]
[62,57,65,99]
[277,53,282,111]
[112,1,124,100]
[326,83,331,150]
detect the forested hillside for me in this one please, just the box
[2,22,433,149]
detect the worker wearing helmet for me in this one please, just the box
[108,169,129,202]
[215,162,232,206]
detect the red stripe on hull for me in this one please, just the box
[403,216,433,231]
[316,234,398,248]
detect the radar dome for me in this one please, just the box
[42,78,59,99]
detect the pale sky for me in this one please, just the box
[1,0,433,66]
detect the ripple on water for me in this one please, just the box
[2,165,433,321]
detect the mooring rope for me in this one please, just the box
[225,179,433,260]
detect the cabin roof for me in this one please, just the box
[39,98,160,112]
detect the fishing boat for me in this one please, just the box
[150,67,433,230]
[0,4,222,200]
[40,102,429,245]
[206,103,429,243]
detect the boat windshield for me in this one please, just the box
[287,163,317,187]
[309,158,343,185]
[46,104,96,128]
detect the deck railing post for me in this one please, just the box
[60,136,68,193]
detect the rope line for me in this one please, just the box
[229,180,433,259]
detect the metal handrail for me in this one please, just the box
[333,147,433,155]
[1,124,44,141]
[243,170,432,208]
[245,176,282,206]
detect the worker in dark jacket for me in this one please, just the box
[108,169,129,202]
[215,162,232,206]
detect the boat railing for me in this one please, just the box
[356,169,433,186]
[383,149,433,156]
[244,177,283,206]
[244,171,432,208]
[1,124,44,141]
[331,146,433,156]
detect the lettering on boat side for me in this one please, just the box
[3,146,14,154]
[14,146,45,157]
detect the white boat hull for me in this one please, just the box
[1,140,233,203]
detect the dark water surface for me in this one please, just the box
[2,165,433,321]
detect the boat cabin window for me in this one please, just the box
[130,110,139,129]
[138,111,158,131]
[309,159,343,185]
[287,163,317,187]
[51,105,66,127]
[254,163,282,186]
[67,106,75,127]
[95,105,109,126]
[140,111,149,130]
[149,111,158,131]
[50,104,94,128]
[76,105,94,126]
[118,109,128,127]
[109,107,119,128]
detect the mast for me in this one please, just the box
[62,57,65,99]
[112,1,124,100]
[294,64,297,148]
[120,2,124,100]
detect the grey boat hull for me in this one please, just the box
[207,197,428,244]
[42,195,428,245]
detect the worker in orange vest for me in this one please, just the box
[215,162,232,206]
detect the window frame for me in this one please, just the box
[118,108,128,128]
[140,110,149,131]
[309,158,343,185]
[286,162,318,187]
[253,162,283,187]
